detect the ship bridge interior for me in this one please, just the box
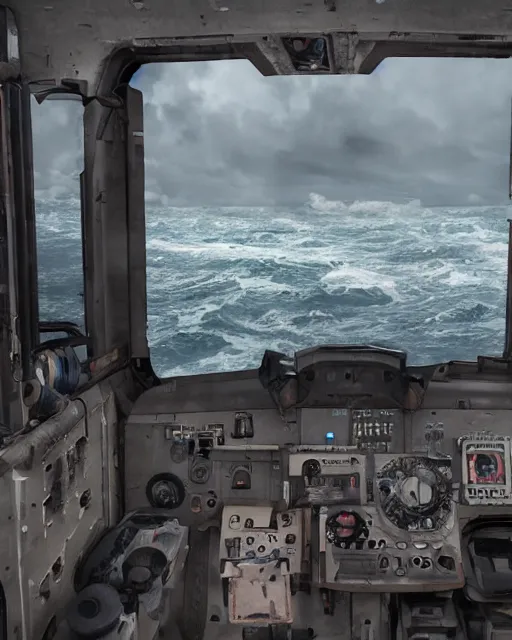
[3,1,512,640]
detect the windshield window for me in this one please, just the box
[133,58,509,376]
[31,58,511,376]
[32,97,85,333]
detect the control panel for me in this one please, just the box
[288,449,366,505]
[125,417,285,528]
[220,506,302,573]
[289,451,463,592]
[123,345,512,636]
[220,507,302,625]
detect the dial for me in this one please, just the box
[145,473,185,509]
[377,457,452,531]
[326,510,369,548]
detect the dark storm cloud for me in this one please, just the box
[31,57,512,206]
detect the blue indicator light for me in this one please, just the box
[326,432,335,441]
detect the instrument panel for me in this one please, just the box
[124,346,512,619]
[289,451,463,592]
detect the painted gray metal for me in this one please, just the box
[8,0,512,93]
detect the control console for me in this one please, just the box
[289,450,463,592]
[123,344,512,637]
[219,506,302,624]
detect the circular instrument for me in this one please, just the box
[326,510,369,547]
[377,457,452,531]
[468,452,505,484]
[146,473,185,509]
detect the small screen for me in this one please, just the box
[466,450,506,485]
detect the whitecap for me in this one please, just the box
[320,265,400,301]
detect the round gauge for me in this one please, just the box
[145,473,185,509]
[475,454,496,478]
[470,453,505,484]
[396,475,433,508]
[326,510,369,548]
[377,457,451,531]
[190,462,210,484]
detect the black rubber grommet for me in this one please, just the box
[66,583,123,638]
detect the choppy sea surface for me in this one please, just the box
[36,193,509,377]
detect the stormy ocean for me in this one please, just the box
[36,193,509,377]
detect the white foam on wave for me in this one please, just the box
[163,300,227,337]
[308,309,333,318]
[308,193,347,212]
[479,242,510,274]
[420,259,483,286]
[320,264,400,301]
[148,237,336,267]
[36,203,83,241]
[348,198,423,215]
[444,269,482,287]
[429,259,460,278]
[481,241,508,254]
[158,330,275,377]
[451,224,498,244]
[235,276,295,295]
[308,192,424,217]
[425,302,496,329]
[272,217,311,233]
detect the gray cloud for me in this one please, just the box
[31,57,512,206]
[32,96,83,201]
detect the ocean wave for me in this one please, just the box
[36,194,510,376]
[320,265,400,302]
[308,192,424,216]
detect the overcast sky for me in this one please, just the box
[31,57,512,207]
